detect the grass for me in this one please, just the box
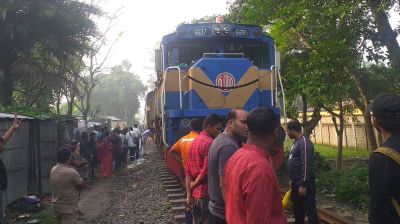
[29,209,55,224]
[10,208,55,224]
[283,140,371,159]
[279,140,371,209]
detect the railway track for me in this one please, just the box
[281,189,356,224]
[157,162,357,224]
[316,207,355,224]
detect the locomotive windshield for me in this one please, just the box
[167,40,270,68]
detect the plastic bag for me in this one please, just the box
[282,189,293,209]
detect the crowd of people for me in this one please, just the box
[0,93,399,224]
[50,124,150,223]
[169,94,400,224]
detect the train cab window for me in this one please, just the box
[224,42,269,68]
[167,42,213,67]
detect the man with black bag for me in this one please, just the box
[125,125,141,161]
[0,114,21,224]
[369,93,400,224]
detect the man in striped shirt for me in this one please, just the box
[287,120,320,224]
[186,114,223,224]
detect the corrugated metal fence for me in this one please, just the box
[0,115,58,205]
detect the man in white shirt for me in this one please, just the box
[140,129,151,155]
[125,124,141,161]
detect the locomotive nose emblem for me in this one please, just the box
[216,72,236,93]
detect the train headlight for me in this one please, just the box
[214,26,222,35]
[181,119,190,128]
[223,26,231,35]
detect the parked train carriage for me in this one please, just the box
[147,17,284,177]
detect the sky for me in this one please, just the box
[98,0,229,83]
[94,0,229,121]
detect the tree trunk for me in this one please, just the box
[302,94,308,124]
[346,67,378,150]
[67,87,76,117]
[364,107,378,151]
[337,103,344,170]
[336,126,344,171]
[56,93,61,115]
[324,103,344,170]
[83,90,91,129]
[303,107,322,138]
[0,66,13,106]
[67,98,74,117]
[367,0,400,70]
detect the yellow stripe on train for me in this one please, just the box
[162,68,275,109]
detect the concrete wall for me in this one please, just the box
[303,115,376,150]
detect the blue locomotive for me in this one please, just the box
[146,17,285,175]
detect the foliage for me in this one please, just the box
[317,165,369,209]
[283,141,370,159]
[73,11,122,122]
[0,0,101,107]
[91,61,146,125]
[228,0,399,167]
[190,14,235,24]
[191,15,219,23]
[280,140,369,208]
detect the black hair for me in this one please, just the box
[226,109,238,123]
[287,120,302,132]
[57,146,72,163]
[134,124,138,128]
[81,132,88,139]
[375,117,400,133]
[247,107,278,136]
[203,113,224,129]
[190,118,203,132]
[129,127,133,131]
[277,126,287,146]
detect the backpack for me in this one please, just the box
[374,147,400,217]
[128,131,140,145]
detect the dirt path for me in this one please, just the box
[77,139,174,223]
[77,175,113,223]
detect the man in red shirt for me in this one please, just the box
[224,107,287,224]
[186,113,223,224]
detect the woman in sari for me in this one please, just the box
[97,137,113,177]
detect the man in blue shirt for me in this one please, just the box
[286,120,319,224]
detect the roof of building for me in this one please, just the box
[0,113,34,120]
[98,116,123,121]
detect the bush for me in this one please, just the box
[314,151,332,172]
[317,165,369,209]
[277,151,331,176]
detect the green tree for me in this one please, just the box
[366,0,400,70]
[0,0,100,106]
[91,61,146,125]
[227,0,398,169]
